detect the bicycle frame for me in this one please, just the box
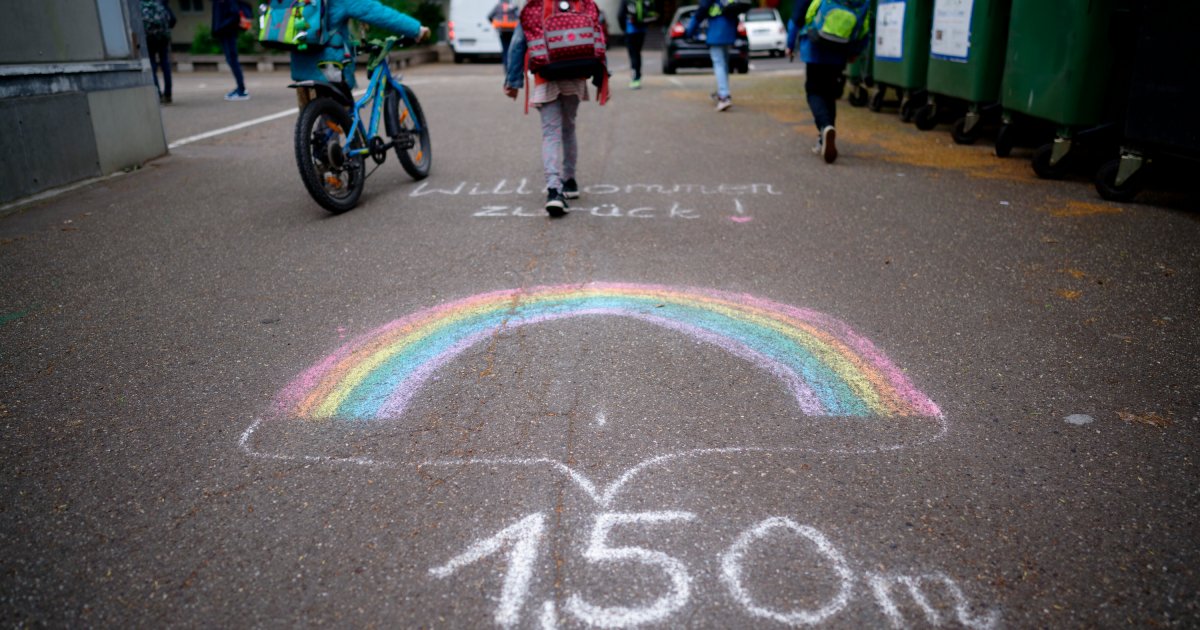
[345,41,422,160]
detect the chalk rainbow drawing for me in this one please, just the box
[275,283,942,421]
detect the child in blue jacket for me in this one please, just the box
[289,0,431,89]
[686,0,739,111]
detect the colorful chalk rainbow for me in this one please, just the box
[276,283,942,420]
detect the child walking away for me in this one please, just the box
[504,0,610,217]
[687,0,749,112]
[787,0,871,163]
[618,0,659,89]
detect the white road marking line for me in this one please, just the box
[168,108,298,149]
[667,77,685,88]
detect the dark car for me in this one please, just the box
[661,5,751,75]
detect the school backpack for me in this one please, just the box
[805,0,871,46]
[623,0,660,24]
[708,0,752,19]
[258,0,328,51]
[492,1,519,32]
[520,0,607,80]
[140,0,174,43]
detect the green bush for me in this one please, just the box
[364,0,444,43]
[190,24,219,54]
[190,24,260,54]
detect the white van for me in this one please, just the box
[448,0,504,62]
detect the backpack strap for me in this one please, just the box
[524,49,531,115]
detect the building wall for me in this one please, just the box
[0,0,166,205]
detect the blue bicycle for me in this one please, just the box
[291,36,431,213]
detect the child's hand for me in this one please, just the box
[417,26,431,43]
[504,86,519,100]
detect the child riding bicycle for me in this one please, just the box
[288,0,431,101]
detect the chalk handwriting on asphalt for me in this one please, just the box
[431,513,1000,629]
[407,179,779,221]
[243,283,969,626]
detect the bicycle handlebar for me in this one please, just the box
[361,35,417,57]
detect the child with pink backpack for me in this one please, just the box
[504,0,610,217]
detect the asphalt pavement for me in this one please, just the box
[1,51,1198,628]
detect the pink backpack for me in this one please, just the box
[520,0,609,107]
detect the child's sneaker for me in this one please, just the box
[545,189,568,217]
[820,125,837,163]
[630,78,642,90]
[562,178,580,200]
[224,90,251,101]
[716,96,732,112]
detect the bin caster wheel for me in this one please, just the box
[994,124,1014,157]
[868,89,885,112]
[1094,158,1144,202]
[899,98,917,122]
[1032,143,1070,179]
[848,85,869,107]
[952,118,980,145]
[914,104,938,130]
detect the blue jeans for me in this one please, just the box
[805,62,845,130]
[219,36,245,93]
[709,45,730,99]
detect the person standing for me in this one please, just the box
[488,0,520,71]
[141,0,176,104]
[212,0,249,100]
[686,0,738,111]
[787,0,871,163]
[617,0,655,89]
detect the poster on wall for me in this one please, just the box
[875,0,907,61]
[930,0,974,62]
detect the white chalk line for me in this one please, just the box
[867,572,1001,629]
[429,512,546,628]
[720,517,854,626]
[168,108,298,149]
[168,87,371,149]
[239,415,949,506]
[564,511,698,627]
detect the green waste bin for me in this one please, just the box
[869,0,933,120]
[913,0,1011,142]
[996,0,1134,172]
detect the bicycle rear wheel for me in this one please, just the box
[385,86,431,180]
[294,97,365,213]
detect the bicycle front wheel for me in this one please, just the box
[385,86,431,180]
[294,97,365,213]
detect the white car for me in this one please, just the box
[742,8,787,57]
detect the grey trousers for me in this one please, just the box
[536,95,580,191]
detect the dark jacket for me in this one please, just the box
[617,0,646,35]
[685,0,738,47]
[211,0,243,38]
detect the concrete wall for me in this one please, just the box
[0,0,167,206]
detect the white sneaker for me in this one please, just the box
[821,125,837,163]
[716,97,732,112]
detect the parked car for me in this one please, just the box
[661,5,751,75]
[743,7,787,57]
